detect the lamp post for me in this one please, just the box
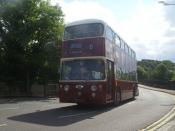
[158,1,175,5]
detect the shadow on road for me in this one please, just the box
[8,99,134,126]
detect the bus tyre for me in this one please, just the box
[114,91,121,106]
[132,88,136,100]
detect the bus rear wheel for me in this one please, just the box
[114,90,121,106]
[132,86,136,100]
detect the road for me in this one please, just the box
[0,87,175,131]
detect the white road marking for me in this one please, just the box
[0,107,19,111]
[0,124,7,127]
[58,111,96,119]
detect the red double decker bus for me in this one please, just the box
[59,19,138,105]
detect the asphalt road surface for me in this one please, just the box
[0,87,175,131]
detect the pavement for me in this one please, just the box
[139,84,175,131]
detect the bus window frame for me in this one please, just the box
[125,44,128,54]
[63,23,105,40]
[105,26,114,42]
[115,34,121,48]
[120,40,125,51]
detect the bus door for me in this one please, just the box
[106,60,114,100]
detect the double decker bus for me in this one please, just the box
[59,19,138,105]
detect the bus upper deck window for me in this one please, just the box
[64,23,104,40]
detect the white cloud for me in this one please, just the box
[165,0,175,26]
[60,0,120,29]
[51,0,175,62]
[119,1,171,61]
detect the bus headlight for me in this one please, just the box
[64,85,69,92]
[91,85,97,91]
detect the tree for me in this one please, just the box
[171,71,175,81]
[153,63,171,82]
[0,0,64,94]
[137,66,148,81]
[162,60,175,70]
[137,59,175,89]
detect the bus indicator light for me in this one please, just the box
[92,92,96,98]
[78,92,82,96]
[98,85,103,91]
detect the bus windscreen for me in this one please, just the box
[61,59,105,80]
[64,23,104,40]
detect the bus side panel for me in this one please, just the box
[116,80,137,101]
[62,37,105,58]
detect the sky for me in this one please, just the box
[51,0,175,62]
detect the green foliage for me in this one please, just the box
[0,0,64,93]
[137,65,148,80]
[153,63,170,81]
[137,59,175,84]
[162,60,175,71]
[171,72,175,81]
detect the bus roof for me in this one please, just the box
[65,19,106,27]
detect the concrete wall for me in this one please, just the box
[0,82,58,97]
